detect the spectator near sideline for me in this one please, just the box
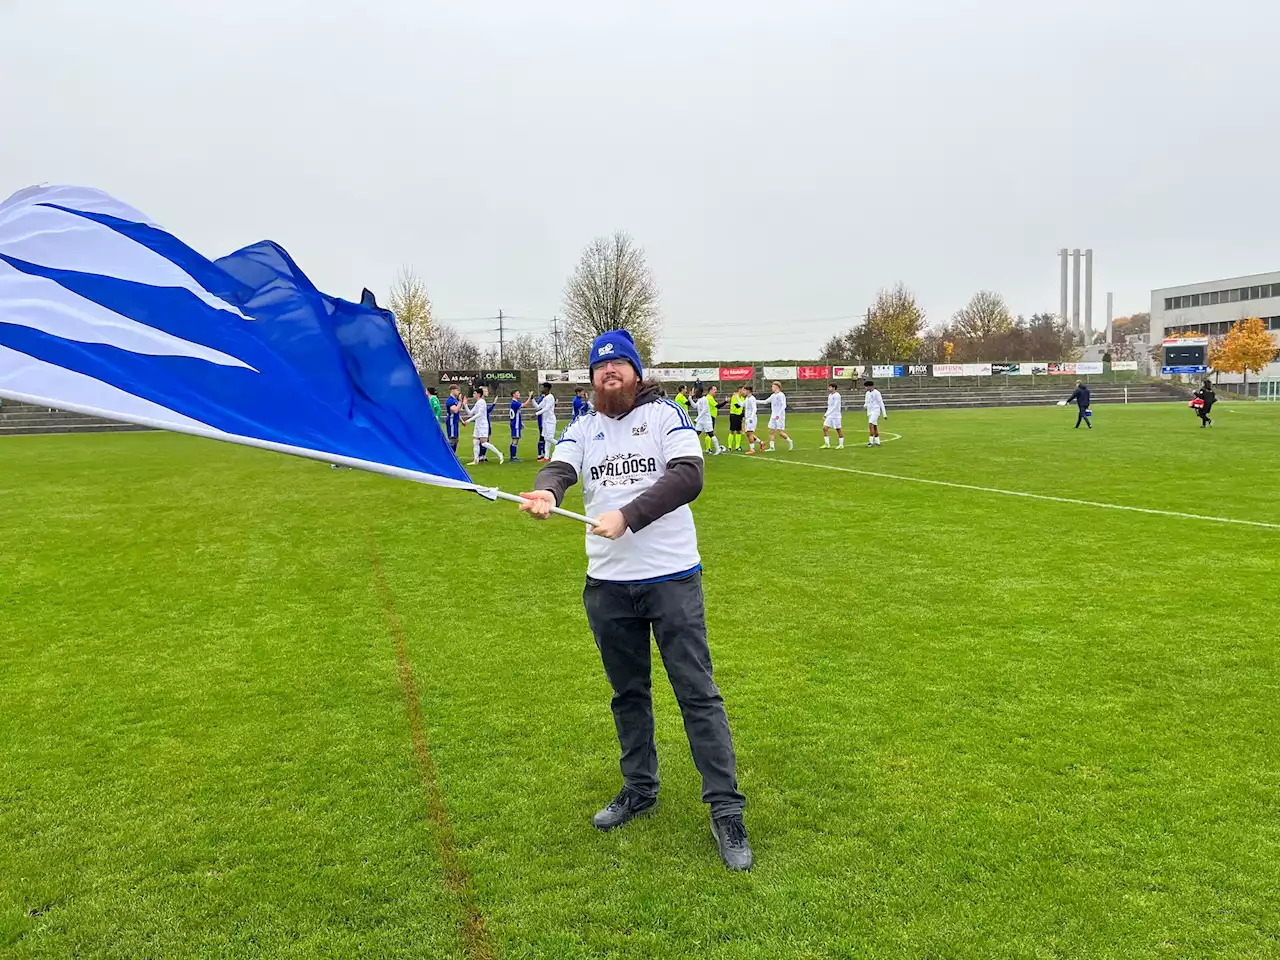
[1191,379,1216,428]
[1065,380,1092,430]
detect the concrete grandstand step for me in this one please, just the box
[0,402,155,436]
[0,422,151,436]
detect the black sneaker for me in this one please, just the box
[592,787,657,831]
[711,814,753,871]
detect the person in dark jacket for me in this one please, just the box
[1192,379,1216,427]
[1066,380,1092,429]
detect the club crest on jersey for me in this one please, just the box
[631,422,648,436]
[597,343,615,357]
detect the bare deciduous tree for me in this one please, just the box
[951,291,1014,346]
[422,322,483,371]
[562,232,661,364]
[388,266,433,370]
[503,332,556,371]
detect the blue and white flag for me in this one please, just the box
[0,184,475,490]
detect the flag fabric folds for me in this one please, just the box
[0,184,474,489]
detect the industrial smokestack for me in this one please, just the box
[1059,249,1069,331]
[1071,249,1082,338]
[1084,249,1094,342]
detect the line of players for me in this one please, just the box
[431,382,592,465]
[676,380,887,454]
[426,378,888,465]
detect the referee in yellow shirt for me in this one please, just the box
[727,387,746,451]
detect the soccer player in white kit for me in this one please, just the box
[532,383,558,462]
[742,385,765,454]
[692,388,723,455]
[765,381,793,452]
[464,386,505,464]
[821,382,844,449]
[863,379,887,446]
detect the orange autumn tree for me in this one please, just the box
[1214,317,1279,388]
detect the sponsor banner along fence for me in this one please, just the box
[564,360,1132,385]
[648,367,688,382]
[762,365,797,380]
[537,369,591,384]
[441,369,520,385]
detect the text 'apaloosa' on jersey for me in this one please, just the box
[590,453,660,485]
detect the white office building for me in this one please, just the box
[1150,270,1280,382]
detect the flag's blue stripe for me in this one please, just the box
[37,203,259,305]
[0,321,467,481]
[1,215,468,484]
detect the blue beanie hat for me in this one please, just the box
[589,329,643,379]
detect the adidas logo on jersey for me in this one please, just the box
[594,431,605,440]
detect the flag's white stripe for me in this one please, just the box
[0,345,225,433]
[0,378,480,492]
[751,453,1280,530]
[0,259,253,368]
[0,185,161,230]
[0,200,251,321]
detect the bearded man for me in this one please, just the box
[518,329,752,870]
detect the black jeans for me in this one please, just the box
[583,570,745,818]
[1075,408,1091,428]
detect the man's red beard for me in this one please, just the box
[593,378,641,417]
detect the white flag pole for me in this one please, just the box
[0,388,597,525]
[485,488,596,526]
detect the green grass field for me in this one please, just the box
[2,402,1278,959]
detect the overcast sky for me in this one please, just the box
[3,0,1277,360]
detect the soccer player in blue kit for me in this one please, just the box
[508,389,530,462]
[572,386,590,425]
[442,384,463,454]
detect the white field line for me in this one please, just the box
[749,434,1280,531]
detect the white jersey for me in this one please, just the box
[864,389,886,418]
[693,396,713,430]
[466,398,490,435]
[533,393,557,428]
[824,391,842,427]
[553,399,703,582]
[743,395,758,428]
[767,391,787,428]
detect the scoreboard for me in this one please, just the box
[1161,336,1208,375]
